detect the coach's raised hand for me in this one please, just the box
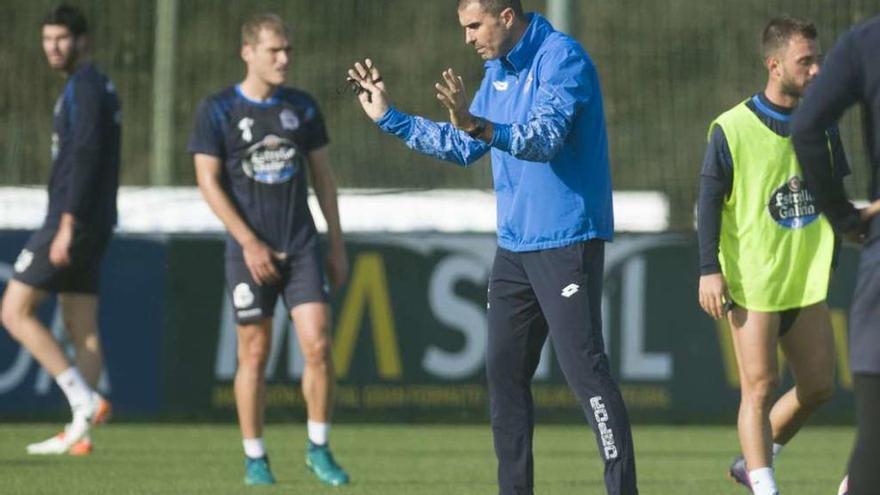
[348,59,389,121]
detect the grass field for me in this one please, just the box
[0,424,852,494]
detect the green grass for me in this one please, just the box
[0,424,853,494]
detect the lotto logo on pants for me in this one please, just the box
[590,396,618,460]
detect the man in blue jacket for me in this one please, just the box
[347,1,638,493]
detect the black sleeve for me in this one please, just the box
[187,98,225,157]
[302,98,329,153]
[697,126,734,275]
[64,79,105,220]
[792,32,863,234]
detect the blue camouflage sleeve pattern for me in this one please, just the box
[491,48,593,162]
[377,108,490,166]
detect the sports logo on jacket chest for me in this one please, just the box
[279,109,300,131]
[238,117,255,142]
[768,176,820,229]
[492,80,509,91]
[242,134,301,184]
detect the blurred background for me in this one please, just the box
[0,0,876,426]
[2,0,877,228]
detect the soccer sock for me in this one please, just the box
[307,420,330,446]
[242,437,266,459]
[772,443,784,460]
[749,467,779,495]
[55,367,93,411]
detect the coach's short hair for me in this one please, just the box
[457,0,525,19]
[42,4,89,37]
[762,16,817,58]
[241,13,290,47]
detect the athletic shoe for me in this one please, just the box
[728,455,752,492]
[62,393,112,449]
[306,442,350,486]
[244,456,276,486]
[26,426,92,456]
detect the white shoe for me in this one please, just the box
[26,425,92,455]
[27,393,111,455]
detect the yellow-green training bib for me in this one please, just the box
[710,101,834,311]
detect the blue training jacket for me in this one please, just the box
[377,13,614,252]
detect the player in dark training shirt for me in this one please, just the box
[792,14,880,495]
[1,4,116,455]
[188,13,349,487]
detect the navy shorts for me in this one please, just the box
[850,250,880,374]
[225,246,329,324]
[12,225,111,294]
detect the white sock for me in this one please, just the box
[55,367,92,410]
[242,437,266,459]
[772,443,784,459]
[308,420,330,446]
[749,467,779,495]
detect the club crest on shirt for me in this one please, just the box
[492,80,509,91]
[279,109,300,131]
[238,117,255,142]
[242,134,301,184]
[767,176,820,229]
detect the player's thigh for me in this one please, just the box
[10,227,62,294]
[290,302,331,339]
[728,308,780,387]
[780,302,835,392]
[1,279,47,322]
[236,319,273,361]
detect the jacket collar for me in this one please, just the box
[500,13,554,72]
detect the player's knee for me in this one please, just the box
[799,381,835,407]
[237,340,269,372]
[741,375,778,406]
[1,300,29,337]
[301,335,331,366]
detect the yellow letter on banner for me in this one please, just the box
[332,252,403,380]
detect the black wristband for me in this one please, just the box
[466,118,487,139]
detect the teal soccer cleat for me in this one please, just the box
[244,456,276,486]
[306,442,350,486]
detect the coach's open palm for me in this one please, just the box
[699,273,730,320]
[348,59,389,121]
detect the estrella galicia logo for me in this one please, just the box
[242,134,301,184]
[767,176,819,229]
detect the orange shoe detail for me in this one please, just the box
[68,439,93,456]
[91,398,112,425]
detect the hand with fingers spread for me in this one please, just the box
[434,68,477,131]
[347,58,389,121]
[699,273,731,320]
[242,237,285,286]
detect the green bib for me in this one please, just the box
[710,102,834,311]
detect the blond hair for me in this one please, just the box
[241,13,289,46]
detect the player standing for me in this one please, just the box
[697,17,847,495]
[1,3,116,456]
[347,1,638,493]
[188,13,350,487]
[792,14,880,495]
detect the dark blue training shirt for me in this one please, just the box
[793,15,880,258]
[697,92,849,275]
[187,85,329,257]
[47,63,121,231]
